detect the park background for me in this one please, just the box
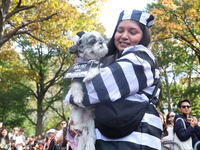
[0,0,199,137]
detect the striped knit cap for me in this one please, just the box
[118,9,154,28]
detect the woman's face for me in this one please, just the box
[114,20,143,52]
[168,112,175,123]
[1,129,8,137]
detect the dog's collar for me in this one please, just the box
[75,57,88,63]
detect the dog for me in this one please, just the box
[68,31,108,150]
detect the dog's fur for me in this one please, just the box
[68,31,108,150]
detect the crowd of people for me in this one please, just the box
[1,99,200,150]
[0,120,70,150]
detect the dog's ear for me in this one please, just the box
[77,31,86,38]
[69,45,78,54]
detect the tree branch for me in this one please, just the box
[5,0,48,21]
[0,13,58,47]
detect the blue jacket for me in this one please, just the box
[174,114,200,149]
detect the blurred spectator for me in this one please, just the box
[161,111,175,150]
[10,127,19,150]
[0,128,11,150]
[26,136,35,150]
[44,129,56,150]
[0,122,3,129]
[55,121,67,147]
[159,112,166,138]
[9,127,19,140]
[15,128,26,150]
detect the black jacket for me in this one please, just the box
[174,114,200,149]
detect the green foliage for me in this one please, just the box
[0,0,108,135]
[146,0,200,114]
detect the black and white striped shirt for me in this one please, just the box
[65,45,162,150]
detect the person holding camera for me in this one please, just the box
[174,99,200,150]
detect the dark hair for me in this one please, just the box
[62,127,67,141]
[60,120,66,124]
[19,127,24,132]
[0,128,10,144]
[177,99,191,108]
[137,23,151,47]
[159,112,167,136]
[166,112,175,125]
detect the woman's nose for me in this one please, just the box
[121,31,128,39]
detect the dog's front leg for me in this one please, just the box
[71,79,84,104]
[83,68,100,83]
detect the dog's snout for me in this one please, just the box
[99,39,104,45]
[69,45,78,54]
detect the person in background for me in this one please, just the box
[10,127,19,150]
[9,127,19,140]
[55,121,67,145]
[174,99,200,150]
[61,126,68,150]
[15,128,26,150]
[0,128,11,150]
[65,9,162,150]
[45,129,56,150]
[0,123,3,130]
[26,136,35,150]
[161,111,176,149]
[159,112,166,138]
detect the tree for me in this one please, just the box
[0,0,107,135]
[146,0,200,113]
[148,0,200,63]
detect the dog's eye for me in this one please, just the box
[88,39,97,45]
[77,40,82,46]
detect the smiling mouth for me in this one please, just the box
[120,42,130,46]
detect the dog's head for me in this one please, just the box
[69,31,108,61]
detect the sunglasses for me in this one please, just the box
[60,123,66,125]
[169,115,175,117]
[181,105,191,109]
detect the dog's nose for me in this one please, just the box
[99,40,103,45]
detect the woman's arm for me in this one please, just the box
[65,47,158,107]
[161,126,174,141]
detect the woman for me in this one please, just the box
[65,9,162,150]
[161,112,175,149]
[159,112,166,138]
[0,128,11,150]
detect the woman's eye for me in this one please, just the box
[117,29,123,33]
[130,32,137,35]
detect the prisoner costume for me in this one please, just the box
[65,45,162,150]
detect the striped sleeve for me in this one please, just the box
[65,47,157,107]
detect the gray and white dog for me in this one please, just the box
[68,31,108,150]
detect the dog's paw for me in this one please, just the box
[83,68,100,83]
[83,75,93,83]
[85,143,95,150]
[73,96,83,104]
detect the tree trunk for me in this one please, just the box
[36,111,44,135]
[36,96,44,135]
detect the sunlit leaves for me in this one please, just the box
[146,0,200,113]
